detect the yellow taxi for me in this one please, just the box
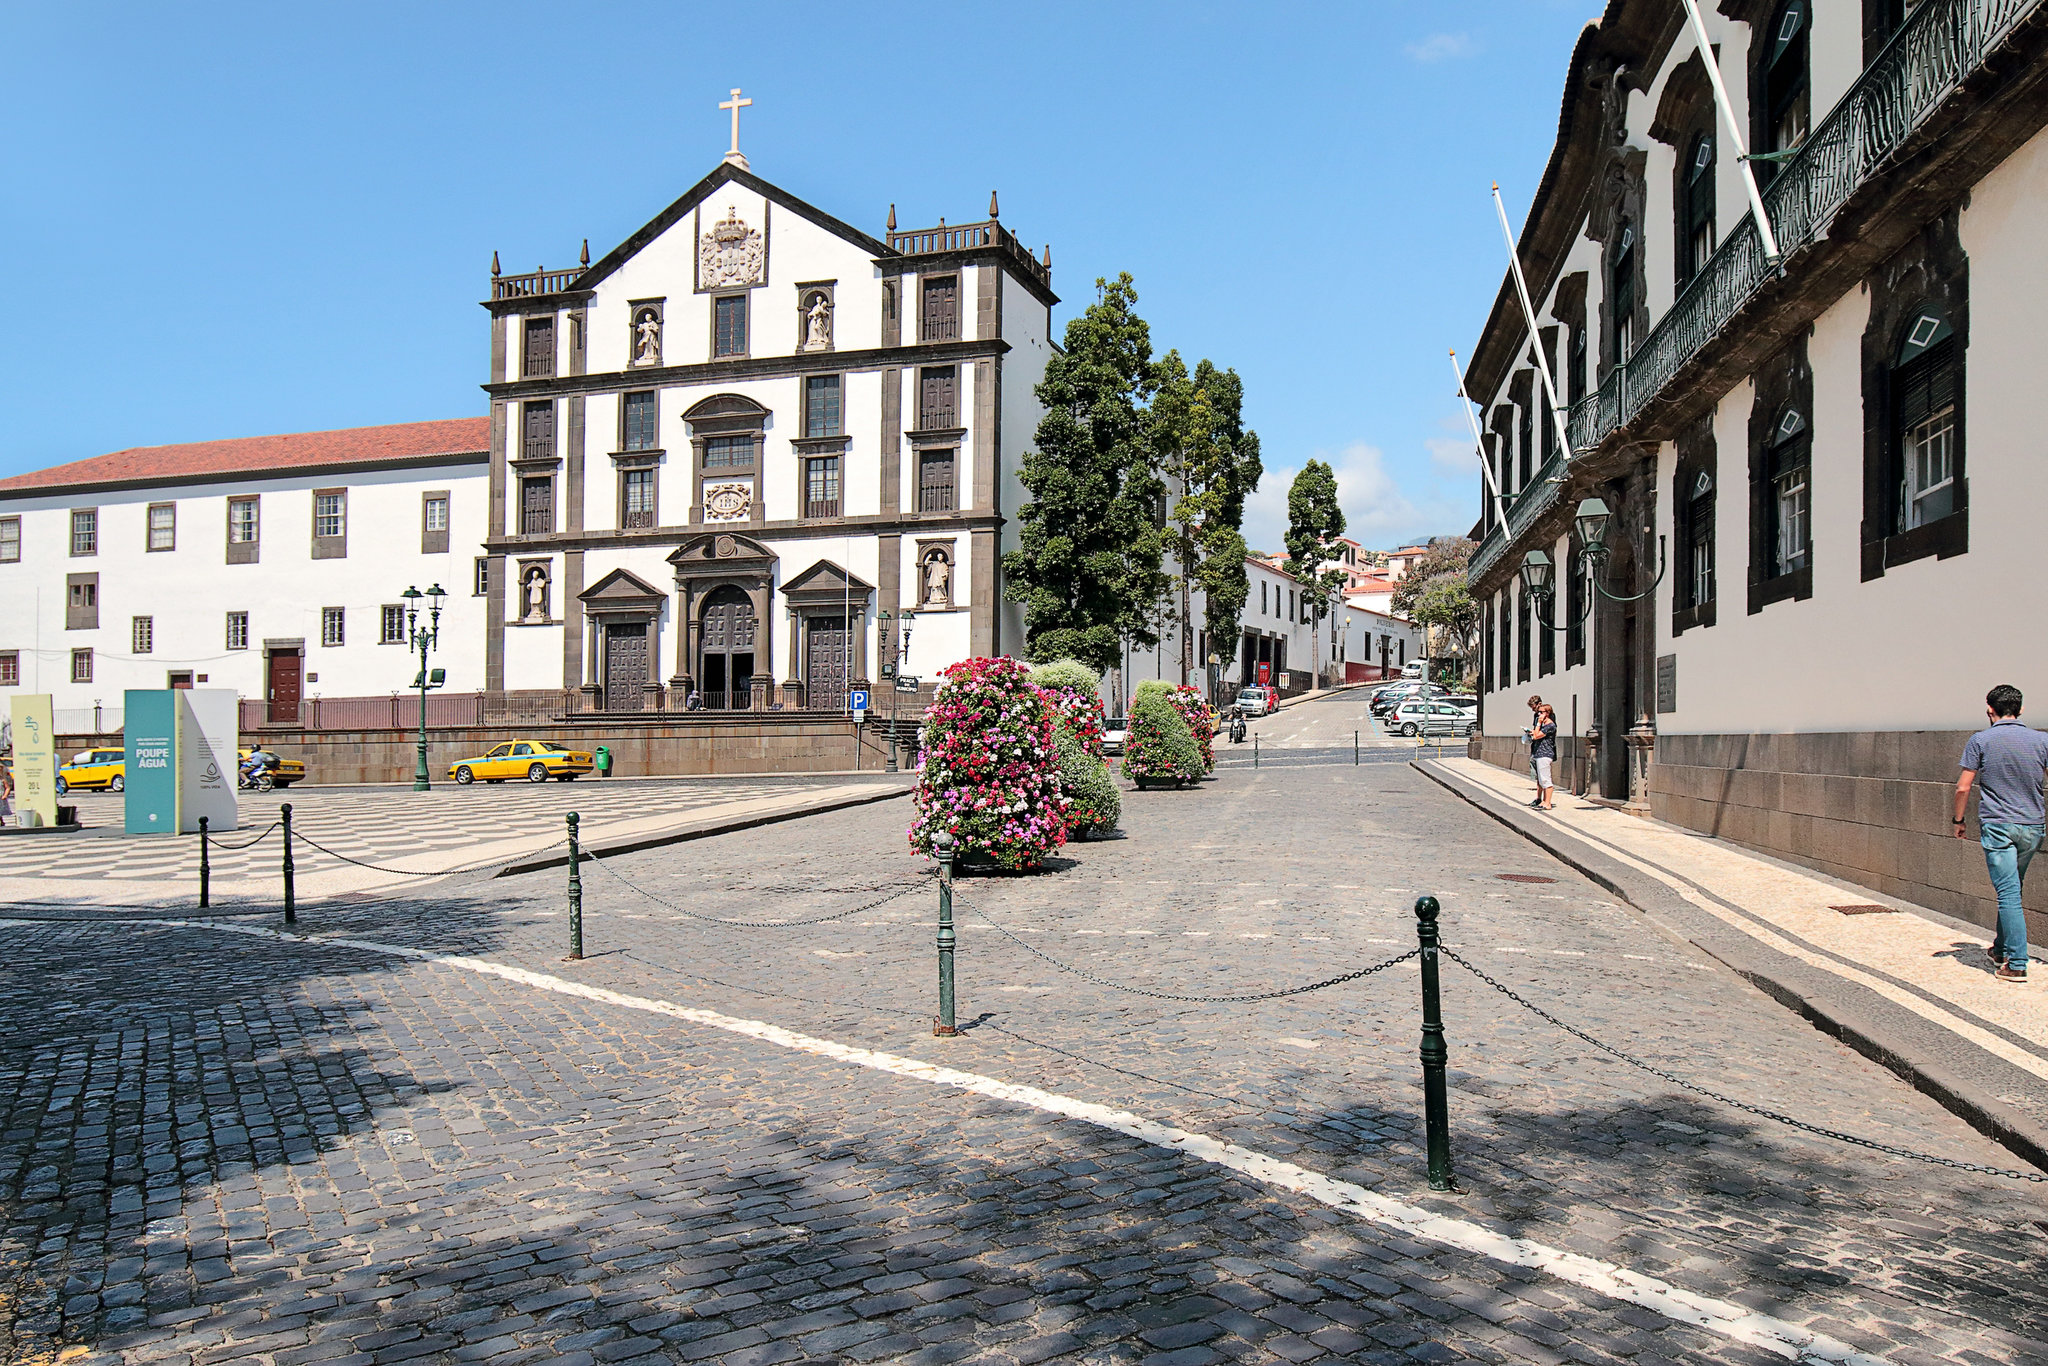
[237,748,307,789]
[55,748,127,794]
[448,740,594,785]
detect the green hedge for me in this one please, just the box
[1054,721,1121,835]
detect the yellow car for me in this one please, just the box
[448,740,593,785]
[237,748,307,789]
[56,748,127,794]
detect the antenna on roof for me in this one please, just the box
[491,251,501,276]
[579,239,590,267]
[886,203,896,232]
[989,190,999,219]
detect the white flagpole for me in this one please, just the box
[1679,0,1782,263]
[1450,349,1508,528]
[1491,184,1575,476]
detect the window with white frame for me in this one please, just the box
[0,516,17,563]
[321,607,346,647]
[71,648,93,683]
[474,557,491,597]
[132,616,153,654]
[314,492,345,539]
[381,604,406,644]
[147,503,176,552]
[71,508,97,556]
[226,612,249,651]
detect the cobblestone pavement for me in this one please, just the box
[4,728,2046,1365]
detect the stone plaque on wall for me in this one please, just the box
[1656,654,1677,713]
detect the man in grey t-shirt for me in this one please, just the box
[1955,684,2048,981]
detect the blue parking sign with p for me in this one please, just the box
[849,689,870,714]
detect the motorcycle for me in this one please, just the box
[1228,710,1248,745]
[238,768,275,793]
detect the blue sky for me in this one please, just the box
[0,1,1589,553]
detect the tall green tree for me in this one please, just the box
[1390,536,1479,680]
[1153,352,1262,682]
[1003,274,1167,673]
[1284,459,1348,614]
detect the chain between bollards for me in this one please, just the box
[198,816,211,909]
[1415,894,1455,1192]
[566,812,584,960]
[933,831,958,1036]
[280,803,296,926]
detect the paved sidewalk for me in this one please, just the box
[1420,754,2048,1169]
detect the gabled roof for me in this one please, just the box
[576,162,893,295]
[0,417,491,498]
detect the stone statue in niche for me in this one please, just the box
[921,551,953,608]
[803,292,832,349]
[520,564,551,623]
[632,306,662,365]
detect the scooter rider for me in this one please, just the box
[240,745,277,788]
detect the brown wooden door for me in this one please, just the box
[604,624,648,711]
[807,615,850,711]
[267,650,301,723]
[699,587,757,709]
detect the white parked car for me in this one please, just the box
[1102,719,1130,755]
[1391,699,1480,739]
[1235,687,1276,717]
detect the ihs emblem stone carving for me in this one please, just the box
[704,484,752,522]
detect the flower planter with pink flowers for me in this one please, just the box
[908,656,1071,870]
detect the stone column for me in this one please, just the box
[1626,713,1656,816]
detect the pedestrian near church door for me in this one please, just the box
[603,623,648,711]
[267,649,301,723]
[807,615,849,711]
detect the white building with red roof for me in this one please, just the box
[0,419,490,724]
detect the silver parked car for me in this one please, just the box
[1391,699,1481,738]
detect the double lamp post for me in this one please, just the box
[400,584,446,792]
[876,608,915,773]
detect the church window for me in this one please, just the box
[1609,221,1637,365]
[623,391,659,451]
[228,497,259,564]
[622,468,656,529]
[714,295,748,357]
[0,516,17,563]
[380,605,405,645]
[321,608,346,648]
[474,557,491,597]
[71,649,92,684]
[918,367,958,429]
[1761,0,1810,177]
[522,315,555,379]
[132,617,153,655]
[1679,130,1716,287]
[313,489,347,559]
[0,652,16,687]
[71,508,97,557]
[703,435,752,469]
[921,275,960,342]
[918,449,957,513]
[226,613,249,651]
[522,401,555,461]
[147,503,175,552]
[804,456,841,519]
[805,375,842,437]
[519,476,554,535]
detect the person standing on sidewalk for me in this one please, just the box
[1523,695,1545,806]
[1532,703,1559,811]
[1955,684,2048,982]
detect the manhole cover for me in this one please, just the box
[1496,874,1557,884]
[1831,904,1896,915]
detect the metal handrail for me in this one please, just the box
[1471,0,2040,583]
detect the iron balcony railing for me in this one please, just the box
[1470,0,2041,582]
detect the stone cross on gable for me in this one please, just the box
[720,88,752,169]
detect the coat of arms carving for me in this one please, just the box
[704,483,753,521]
[699,208,764,289]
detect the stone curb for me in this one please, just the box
[494,782,914,877]
[1413,757,2048,1178]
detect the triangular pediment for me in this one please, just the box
[574,162,894,294]
[580,568,666,608]
[782,558,874,605]
[669,531,776,568]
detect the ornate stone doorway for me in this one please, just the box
[603,623,649,711]
[578,568,667,713]
[698,585,757,710]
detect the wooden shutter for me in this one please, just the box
[524,316,554,378]
[921,276,959,341]
[919,449,956,512]
[919,367,957,429]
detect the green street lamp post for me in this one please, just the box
[879,609,914,774]
[402,583,447,792]
[1519,497,1668,632]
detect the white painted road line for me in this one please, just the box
[25,916,1897,1366]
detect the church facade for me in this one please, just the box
[480,157,1055,713]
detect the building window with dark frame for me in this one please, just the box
[147,503,176,552]
[0,651,17,687]
[226,612,249,651]
[804,375,842,437]
[422,492,450,554]
[804,456,841,519]
[522,401,555,462]
[1565,543,1588,666]
[1763,409,1811,578]
[1538,587,1556,676]
[1892,323,1959,533]
[1609,220,1638,364]
[1516,585,1532,682]
[321,607,346,648]
[703,434,753,470]
[132,616,153,655]
[71,508,97,557]
[0,516,17,564]
[623,391,659,451]
[714,294,748,357]
[520,476,554,535]
[621,468,657,529]
[228,496,259,563]
[1498,589,1513,691]
[380,604,405,645]
[1685,470,1717,610]
[920,275,960,342]
[918,366,958,429]
[71,648,92,684]
[1760,0,1810,178]
[67,575,98,630]
[918,449,957,513]
[474,557,491,597]
[523,315,555,378]
[1679,130,1716,287]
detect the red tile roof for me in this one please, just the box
[0,417,491,496]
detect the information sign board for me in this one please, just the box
[124,691,180,834]
[8,695,59,829]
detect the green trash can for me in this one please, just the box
[595,745,614,778]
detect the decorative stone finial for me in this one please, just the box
[887,203,896,232]
[989,190,999,219]
[1042,244,1051,268]
[579,238,589,267]
[491,250,501,276]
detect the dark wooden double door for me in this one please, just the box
[699,587,756,710]
[603,623,650,711]
[806,615,851,711]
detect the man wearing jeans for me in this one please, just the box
[1956,684,2048,983]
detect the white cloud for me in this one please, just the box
[1404,32,1474,63]
[1426,435,1476,477]
[1244,442,1470,556]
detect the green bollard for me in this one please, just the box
[933,831,958,1036]
[1254,733,1259,769]
[198,815,210,910]
[566,812,583,961]
[1415,895,1455,1192]
[1354,730,1359,766]
[281,803,296,926]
